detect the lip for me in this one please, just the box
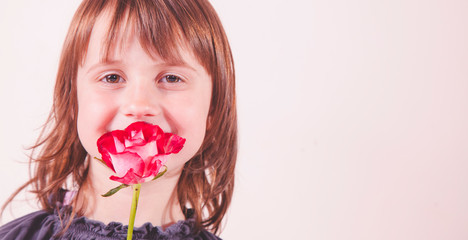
[104,121,177,138]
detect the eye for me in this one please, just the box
[101,74,125,84]
[157,74,187,90]
[160,74,183,83]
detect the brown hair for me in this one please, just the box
[2,0,236,235]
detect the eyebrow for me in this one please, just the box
[86,60,120,74]
[86,59,197,74]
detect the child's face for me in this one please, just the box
[76,14,212,175]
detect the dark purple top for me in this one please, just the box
[0,206,220,240]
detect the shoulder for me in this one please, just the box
[0,210,58,240]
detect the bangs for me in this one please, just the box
[77,0,216,73]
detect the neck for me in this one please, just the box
[76,158,186,228]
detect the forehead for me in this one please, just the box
[82,7,194,68]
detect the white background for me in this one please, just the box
[1,0,468,239]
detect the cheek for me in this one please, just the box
[165,91,211,168]
[76,84,117,157]
[165,117,207,173]
[173,103,209,150]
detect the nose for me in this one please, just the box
[120,82,160,119]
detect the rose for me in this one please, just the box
[97,121,185,185]
[96,121,185,239]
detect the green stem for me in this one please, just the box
[127,183,141,240]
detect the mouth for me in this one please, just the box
[132,121,176,135]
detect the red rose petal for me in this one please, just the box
[126,139,158,161]
[109,152,145,177]
[98,130,127,154]
[113,135,126,152]
[143,158,163,178]
[110,168,144,185]
[100,151,116,172]
[158,133,186,154]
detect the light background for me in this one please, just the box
[1,0,467,239]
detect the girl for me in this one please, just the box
[0,0,236,239]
